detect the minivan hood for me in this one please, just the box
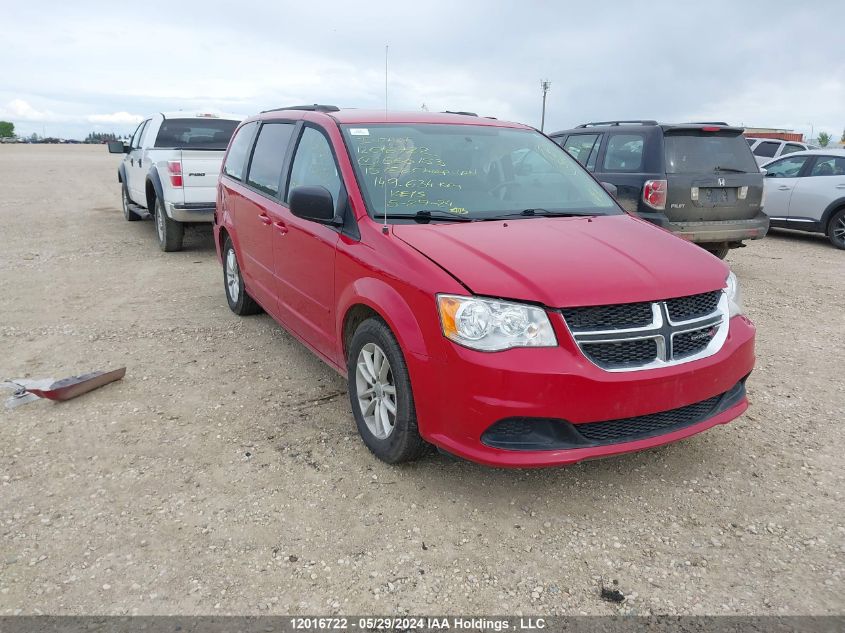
[392,215,728,307]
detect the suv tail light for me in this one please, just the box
[167,160,183,188]
[643,179,667,210]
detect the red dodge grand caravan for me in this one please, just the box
[214,106,755,467]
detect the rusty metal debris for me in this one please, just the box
[3,367,126,409]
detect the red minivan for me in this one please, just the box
[214,106,755,467]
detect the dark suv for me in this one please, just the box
[549,121,768,258]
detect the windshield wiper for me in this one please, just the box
[492,208,600,218]
[380,209,475,223]
[713,166,747,173]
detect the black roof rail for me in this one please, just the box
[261,104,340,113]
[576,120,658,128]
[442,110,478,117]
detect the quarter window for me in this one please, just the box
[603,134,644,171]
[753,141,779,158]
[246,123,296,196]
[223,122,258,181]
[809,156,845,177]
[765,155,809,178]
[287,127,342,207]
[781,143,805,156]
[563,134,601,170]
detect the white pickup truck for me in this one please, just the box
[108,112,241,251]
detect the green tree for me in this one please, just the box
[841,127,845,143]
[817,131,831,147]
[0,121,14,138]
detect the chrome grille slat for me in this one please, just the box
[561,291,729,372]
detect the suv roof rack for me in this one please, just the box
[261,104,340,113]
[576,120,658,128]
[442,110,478,117]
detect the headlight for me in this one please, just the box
[437,294,557,351]
[725,271,743,317]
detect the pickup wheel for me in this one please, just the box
[222,237,261,315]
[347,318,430,464]
[121,183,141,221]
[154,197,184,252]
[827,208,845,250]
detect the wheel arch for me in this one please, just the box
[821,198,845,232]
[338,279,435,365]
[145,168,165,211]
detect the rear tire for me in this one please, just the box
[121,183,141,221]
[347,318,429,464]
[222,237,261,315]
[827,208,845,250]
[705,247,729,259]
[154,197,184,252]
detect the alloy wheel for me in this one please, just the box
[156,203,165,242]
[834,216,845,244]
[225,249,240,302]
[355,342,397,440]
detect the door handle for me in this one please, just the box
[836,184,845,189]
[777,186,791,191]
[258,214,272,225]
[274,220,288,235]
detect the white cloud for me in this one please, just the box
[86,111,143,125]
[0,98,66,122]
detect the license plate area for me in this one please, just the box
[698,187,736,207]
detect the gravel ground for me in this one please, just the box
[0,145,842,616]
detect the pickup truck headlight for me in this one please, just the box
[437,294,557,351]
[726,271,743,318]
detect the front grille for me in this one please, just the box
[561,302,652,331]
[581,339,657,369]
[575,395,721,443]
[666,291,721,322]
[561,290,726,371]
[673,326,716,359]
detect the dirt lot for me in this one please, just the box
[0,144,842,616]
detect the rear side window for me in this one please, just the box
[562,134,600,170]
[809,156,845,177]
[781,143,805,156]
[130,120,149,149]
[765,155,809,178]
[154,118,239,149]
[603,134,644,171]
[223,122,258,181]
[246,123,296,196]
[664,131,758,173]
[287,127,342,207]
[753,141,779,158]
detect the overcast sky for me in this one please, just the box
[3,1,843,141]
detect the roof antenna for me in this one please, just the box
[382,43,389,234]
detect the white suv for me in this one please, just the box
[746,137,810,166]
[108,112,241,251]
[762,149,845,249]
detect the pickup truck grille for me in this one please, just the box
[561,290,728,371]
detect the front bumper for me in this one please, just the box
[409,312,756,468]
[165,201,215,223]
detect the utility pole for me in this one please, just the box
[540,80,551,132]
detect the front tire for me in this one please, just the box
[347,318,429,464]
[222,237,261,315]
[121,183,141,221]
[827,208,845,250]
[154,197,184,252]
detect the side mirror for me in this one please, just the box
[289,186,340,225]
[107,141,129,154]
[600,181,618,198]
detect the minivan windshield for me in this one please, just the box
[664,131,759,174]
[341,124,620,221]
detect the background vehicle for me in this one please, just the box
[762,149,845,249]
[215,107,754,468]
[549,120,767,259]
[108,112,241,251]
[746,137,810,166]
